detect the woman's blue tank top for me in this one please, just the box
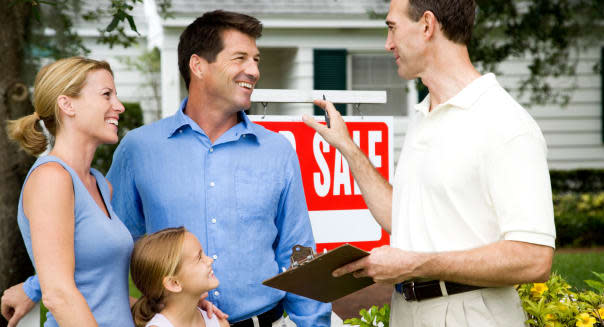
[17,155,135,327]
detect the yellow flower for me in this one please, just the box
[598,307,604,319]
[544,313,556,321]
[530,283,548,298]
[576,313,596,327]
[594,193,604,207]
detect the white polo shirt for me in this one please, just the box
[391,73,556,253]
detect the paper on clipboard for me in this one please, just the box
[262,244,375,303]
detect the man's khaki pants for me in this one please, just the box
[390,286,527,327]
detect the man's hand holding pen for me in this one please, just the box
[302,98,356,155]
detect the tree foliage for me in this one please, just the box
[376,0,604,106]
[472,0,604,105]
[16,0,172,84]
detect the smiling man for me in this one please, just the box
[303,0,556,326]
[104,11,331,326]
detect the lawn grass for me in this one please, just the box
[551,251,604,291]
[129,274,141,298]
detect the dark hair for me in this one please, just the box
[407,0,476,45]
[177,10,263,90]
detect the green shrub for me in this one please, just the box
[344,304,390,327]
[92,102,144,174]
[554,192,604,247]
[550,170,604,193]
[518,272,604,327]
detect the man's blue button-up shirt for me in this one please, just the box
[106,98,331,325]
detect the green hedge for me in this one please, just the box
[550,170,604,193]
[554,192,604,248]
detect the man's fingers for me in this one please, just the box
[205,302,214,318]
[208,302,228,320]
[1,303,12,321]
[2,310,13,322]
[7,311,23,327]
[352,270,369,279]
[332,258,366,277]
[302,114,328,133]
[198,299,229,320]
[313,99,327,110]
[213,306,229,320]
[313,100,339,117]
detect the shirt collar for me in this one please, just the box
[166,97,259,143]
[414,73,499,115]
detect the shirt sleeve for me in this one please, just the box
[23,275,41,302]
[486,132,556,248]
[273,147,332,327]
[107,136,146,241]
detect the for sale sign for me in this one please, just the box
[251,115,393,252]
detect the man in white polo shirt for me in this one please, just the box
[303,0,556,325]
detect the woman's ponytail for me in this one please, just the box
[5,57,112,156]
[6,113,49,156]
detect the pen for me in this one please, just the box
[323,94,330,128]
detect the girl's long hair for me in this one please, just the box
[130,227,186,327]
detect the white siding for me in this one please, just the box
[72,1,161,123]
[496,46,603,169]
[85,38,161,123]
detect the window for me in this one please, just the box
[349,54,408,116]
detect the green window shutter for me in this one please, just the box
[601,47,604,144]
[417,79,429,103]
[314,49,347,115]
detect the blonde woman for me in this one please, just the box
[6,57,134,326]
[130,227,228,327]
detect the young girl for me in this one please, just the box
[130,227,229,327]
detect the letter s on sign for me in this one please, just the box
[313,133,330,197]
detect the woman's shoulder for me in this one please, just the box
[28,161,71,182]
[24,161,73,197]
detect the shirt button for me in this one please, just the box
[211,218,217,224]
[242,134,246,138]
[209,147,214,152]
[214,291,220,296]
[179,130,183,134]
[209,182,215,187]
[212,254,218,260]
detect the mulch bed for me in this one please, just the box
[332,283,393,320]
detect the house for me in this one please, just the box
[81,0,603,169]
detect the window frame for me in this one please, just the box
[346,51,418,117]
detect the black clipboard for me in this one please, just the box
[262,244,375,303]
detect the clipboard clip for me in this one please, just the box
[290,245,316,269]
